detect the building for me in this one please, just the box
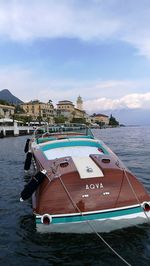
[0,104,15,118]
[73,108,85,119]
[57,100,75,113]
[21,96,88,124]
[90,114,109,126]
[57,98,87,122]
[76,95,83,110]
[56,100,74,121]
[21,100,54,122]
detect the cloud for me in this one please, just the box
[84,92,150,113]
[0,66,150,112]
[0,0,150,59]
[0,1,144,50]
[0,0,121,42]
[0,66,90,102]
[1,0,150,61]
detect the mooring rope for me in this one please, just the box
[29,149,131,265]
[122,168,150,224]
[58,175,132,266]
[29,136,149,265]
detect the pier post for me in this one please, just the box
[1,128,6,137]
[14,121,19,136]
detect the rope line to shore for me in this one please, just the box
[58,175,132,266]
[122,168,150,224]
[30,150,132,265]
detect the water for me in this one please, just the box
[0,126,150,266]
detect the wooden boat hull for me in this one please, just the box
[22,125,150,233]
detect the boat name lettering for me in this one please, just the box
[86,183,103,190]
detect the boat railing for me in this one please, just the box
[33,123,94,140]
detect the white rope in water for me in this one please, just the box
[58,175,132,266]
[30,152,131,265]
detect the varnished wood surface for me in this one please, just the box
[32,147,150,215]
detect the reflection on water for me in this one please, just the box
[1,128,150,265]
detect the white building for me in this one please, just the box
[0,104,15,118]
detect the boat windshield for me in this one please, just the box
[33,123,94,139]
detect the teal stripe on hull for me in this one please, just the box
[41,140,99,151]
[36,206,142,224]
[37,135,94,144]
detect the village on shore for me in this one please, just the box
[0,91,119,136]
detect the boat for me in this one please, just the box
[20,124,150,233]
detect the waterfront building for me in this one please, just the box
[56,100,75,121]
[21,100,54,123]
[73,107,86,119]
[0,104,15,118]
[57,100,75,112]
[90,113,109,126]
[57,98,87,122]
[20,97,90,124]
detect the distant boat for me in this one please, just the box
[21,124,150,233]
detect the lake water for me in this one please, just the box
[0,126,150,266]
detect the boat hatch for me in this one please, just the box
[72,156,104,179]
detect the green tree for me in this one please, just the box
[37,116,43,125]
[71,117,86,124]
[109,114,119,126]
[12,115,32,125]
[0,99,11,106]
[54,115,66,124]
[14,105,25,114]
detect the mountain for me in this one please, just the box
[0,89,23,105]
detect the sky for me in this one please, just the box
[0,0,150,124]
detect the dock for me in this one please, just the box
[0,120,34,137]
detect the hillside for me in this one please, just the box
[0,89,23,105]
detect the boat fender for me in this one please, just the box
[142,202,150,212]
[20,170,46,201]
[24,152,32,171]
[24,139,30,153]
[41,214,52,225]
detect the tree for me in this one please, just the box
[37,116,42,125]
[109,114,119,126]
[14,105,25,114]
[54,115,66,124]
[0,99,11,106]
[71,117,86,124]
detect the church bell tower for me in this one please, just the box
[76,95,83,110]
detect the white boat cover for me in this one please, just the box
[44,146,102,160]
